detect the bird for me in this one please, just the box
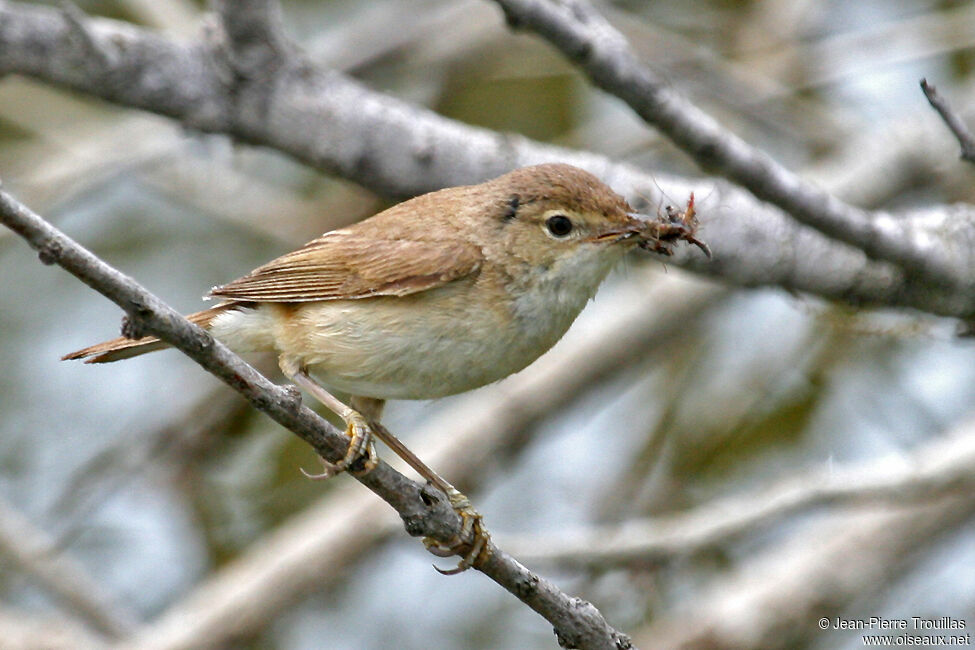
[64,162,706,570]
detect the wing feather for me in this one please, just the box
[209,231,482,302]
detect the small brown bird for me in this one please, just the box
[64,163,705,568]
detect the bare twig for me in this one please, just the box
[921,78,975,165]
[4,2,975,316]
[744,5,975,92]
[0,607,105,650]
[0,188,630,649]
[488,0,965,287]
[503,425,975,568]
[0,497,137,639]
[637,498,974,649]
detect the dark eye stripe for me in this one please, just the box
[504,194,520,221]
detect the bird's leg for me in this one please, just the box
[279,357,490,572]
[365,419,492,574]
[348,395,386,425]
[279,356,378,478]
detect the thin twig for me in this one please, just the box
[0,188,630,650]
[921,77,975,164]
[0,607,105,650]
[636,498,974,649]
[503,425,975,568]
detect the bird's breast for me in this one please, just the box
[260,267,596,400]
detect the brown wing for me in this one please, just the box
[209,230,482,302]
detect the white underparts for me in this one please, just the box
[208,305,277,353]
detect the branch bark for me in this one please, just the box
[0,188,630,650]
[1,1,975,317]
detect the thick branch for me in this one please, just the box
[2,2,975,317]
[0,189,629,650]
[489,0,967,287]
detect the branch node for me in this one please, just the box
[60,1,115,68]
[955,319,975,338]
[554,600,633,649]
[500,5,522,30]
[412,132,436,164]
[37,238,62,265]
[281,384,303,411]
[514,572,540,598]
[212,0,290,80]
[120,314,146,340]
[193,327,213,351]
[402,485,455,539]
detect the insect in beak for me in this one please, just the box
[634,193,712,258]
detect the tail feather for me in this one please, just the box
[62,303,239,364]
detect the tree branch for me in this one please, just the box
[2,1,975,317]
[0,607,104,650]
[921,77,975,165]
[211,0,289,76]
[0,189,630,650]
[638,498,973,649]
[487,0,969,288]
[502,424,975,568]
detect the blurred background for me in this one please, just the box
[1,0,974,648]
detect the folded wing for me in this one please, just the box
[209,231,482,302]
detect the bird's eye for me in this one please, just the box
[546,215,573,237]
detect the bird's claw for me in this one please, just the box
[424,487,492,574]
[301,413,379,479]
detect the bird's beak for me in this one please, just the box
[589,213,648,244]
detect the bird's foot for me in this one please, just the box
[424,486,492,575]
[301,411,379,479]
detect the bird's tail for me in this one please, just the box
[62,303,237,364]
